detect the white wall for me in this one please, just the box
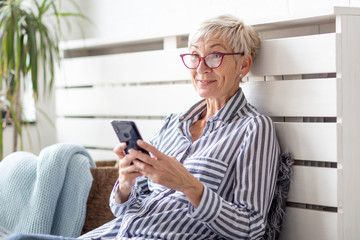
[65,0,360,41]
[4,0,360,158]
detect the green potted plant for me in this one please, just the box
[0,0,87,159]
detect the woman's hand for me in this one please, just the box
[130,140,204,208]
[113,142,142,204]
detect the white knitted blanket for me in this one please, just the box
[0,143,95,238]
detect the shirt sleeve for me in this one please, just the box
[187,115,280,239]
[109,176,151,217]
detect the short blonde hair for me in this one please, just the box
[188,15,261,60]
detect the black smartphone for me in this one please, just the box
[111,120,149,155]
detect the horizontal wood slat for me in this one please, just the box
[57,79,337,118]
[56,84,201,117]
[288,166,338,207]
[87,149,117,161]
[280,207,338,240]
[274,122,337,162]
[58,48,189,87]
[241,78,337,117]
[56,118,165,148]
[251,33,336,76]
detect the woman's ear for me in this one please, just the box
[238,54,253,77]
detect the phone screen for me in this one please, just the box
[111,120,149,155]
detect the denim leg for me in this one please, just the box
[2,233,77,240]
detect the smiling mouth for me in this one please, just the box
[198,80,216,84]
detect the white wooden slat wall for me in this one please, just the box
[288,166,337,207]
[56,84,201,117]
[56,118,165,147]
[241,78,337,117]
[57,8,360,239]
[250,33,336,76]
[274,122,337,162]
[58,49,189,87]
[280,208,338,240]
[241,29,339,239]
[336,13,360,240]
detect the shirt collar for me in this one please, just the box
[179,88,248,124]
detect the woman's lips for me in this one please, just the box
[197,79,216,84]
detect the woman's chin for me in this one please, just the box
[196,89,215,99]
[193,82,218,99]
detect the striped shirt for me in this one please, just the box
[80,88,280,240]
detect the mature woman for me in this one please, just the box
[5,14,280,240]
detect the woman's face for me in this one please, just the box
[188,38,243,103]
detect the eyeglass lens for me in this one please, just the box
[182,54,223,69]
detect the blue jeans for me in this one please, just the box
[3,233,77,240]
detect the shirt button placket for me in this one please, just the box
[180,145,191,163]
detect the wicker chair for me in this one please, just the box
[82,161,118,234]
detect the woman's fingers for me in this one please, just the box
[137,140,167,160]
[119,154,139,170]
[128,148,156,166]
[117,153,142,194]
[119,165,142,181]
[114,143,139,168]
[115,143,142,183]
[113,142,127,158]
[126,140,204,206]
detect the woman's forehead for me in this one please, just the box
[190,38,231,51]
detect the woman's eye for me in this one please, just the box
[212,53,222,59]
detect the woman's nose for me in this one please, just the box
[196,59,211,74]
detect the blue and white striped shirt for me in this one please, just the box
[80,88,280,240]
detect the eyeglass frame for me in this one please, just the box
[180,52,244,69]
